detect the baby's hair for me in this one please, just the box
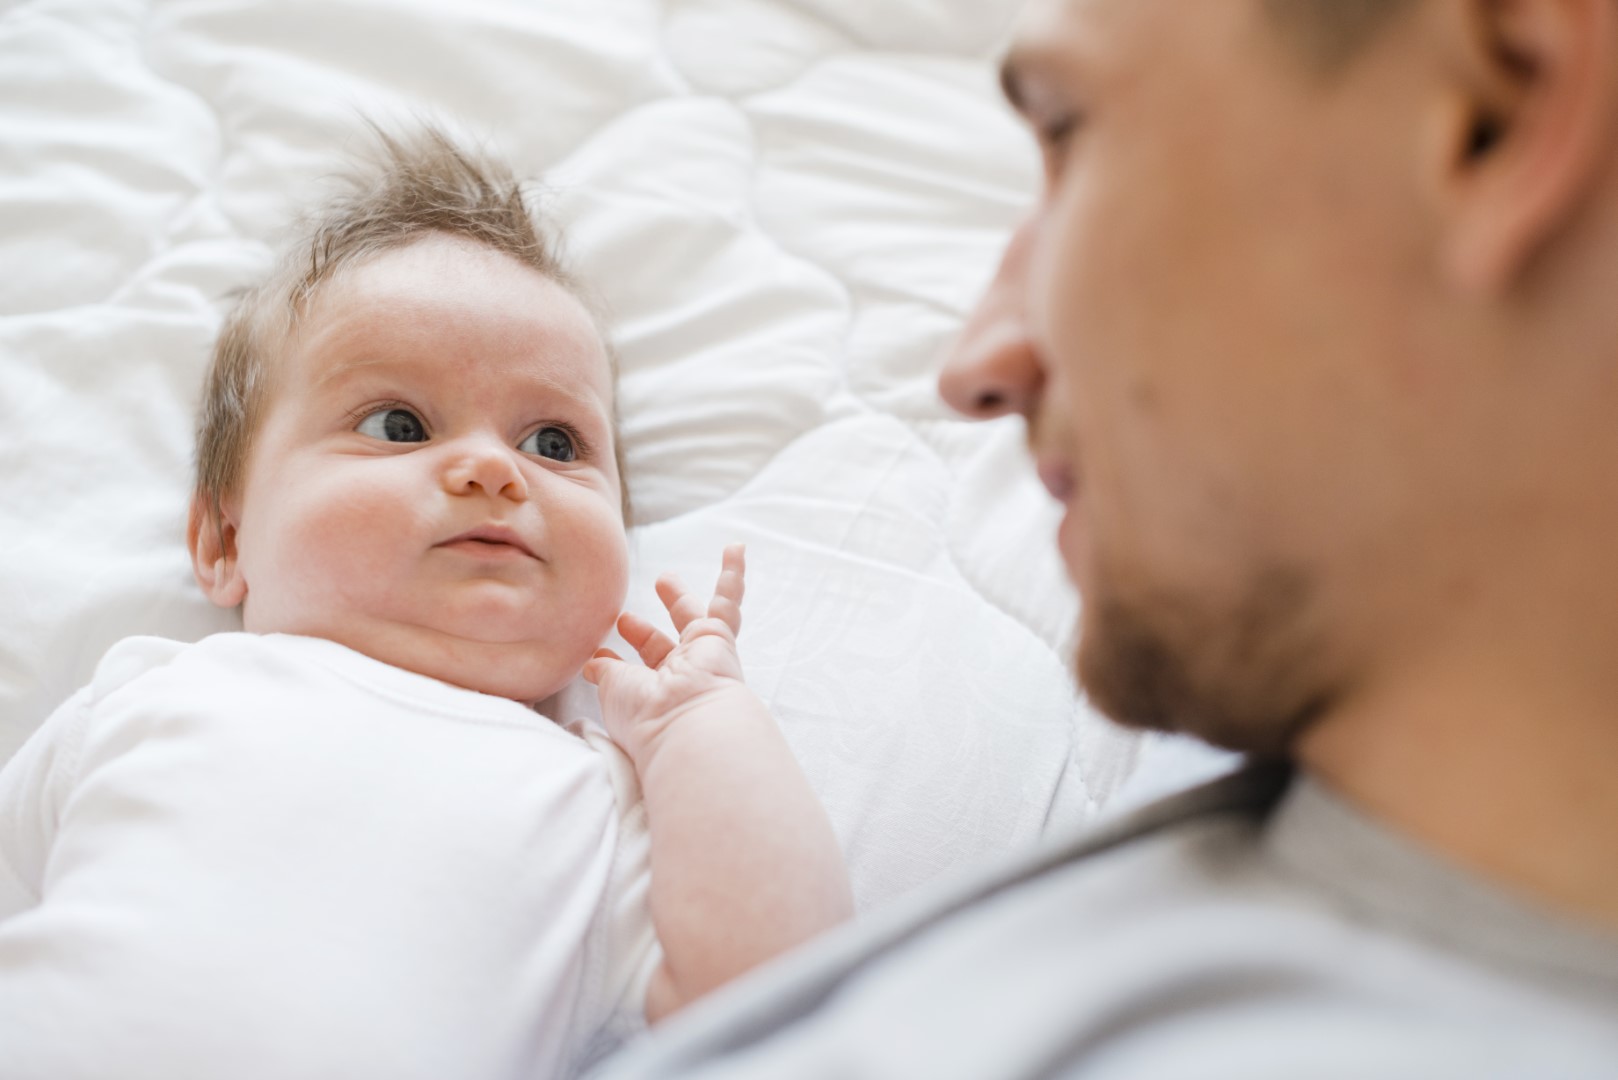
[193,120,629,545]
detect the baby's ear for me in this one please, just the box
[186,494,248,608]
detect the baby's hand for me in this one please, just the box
[584,544,753,762]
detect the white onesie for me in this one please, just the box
[0,633,658,1080]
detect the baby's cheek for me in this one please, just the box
[555,508,628,638]
[598,524,631,600]
[271,494,395,609]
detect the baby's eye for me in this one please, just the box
[519,426,577,462]
[356,407,427,443]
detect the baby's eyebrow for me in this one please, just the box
[310,348,424,390]
[313,354,385,389]
[500,373,610,416]
[315,354,609,415]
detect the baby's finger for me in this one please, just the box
[582,649,620,686]
[618,611,677,669]
[707,544,746,634]
[656,574,707,636]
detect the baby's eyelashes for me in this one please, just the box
[518,425,579,463]
[354,405,428,443]
[348,403,593,464]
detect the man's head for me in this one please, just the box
[941,0,1618,755]
[188,125,630,703]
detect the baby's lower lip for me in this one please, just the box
[440,538,532,560]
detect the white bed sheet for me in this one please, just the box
[0,0,1147,909]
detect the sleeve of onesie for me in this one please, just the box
[569,727,662,1074]
[0,687,93,919]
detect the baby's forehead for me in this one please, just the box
[289,234,614,397]
[312,234,595,334]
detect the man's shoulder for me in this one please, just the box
[599,763,1618,1078]
[596,766,1297,1077]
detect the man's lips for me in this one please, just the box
[436,525,538,560]
[1036,459,1076,503]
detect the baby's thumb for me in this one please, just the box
[582,648,621,687]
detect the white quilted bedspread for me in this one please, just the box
[0,0,1146,908]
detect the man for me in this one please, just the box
[599,0,1618,1074]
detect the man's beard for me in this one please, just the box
[1076,563,1336,758]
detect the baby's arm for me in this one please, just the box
[584,545,853,1023]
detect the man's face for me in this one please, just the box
[225,233,628,704]
[942,0,1436,751]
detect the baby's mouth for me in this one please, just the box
[437,525,539,560]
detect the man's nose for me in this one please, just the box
[442,436,529,502]
[938,217,1044,420]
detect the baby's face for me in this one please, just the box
[221,233,627,703]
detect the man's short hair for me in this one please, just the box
[193,122,628,537]
[1264,0,1419,70]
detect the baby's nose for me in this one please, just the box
[442,436,528,502]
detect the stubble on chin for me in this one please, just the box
[1076,563,1335,758]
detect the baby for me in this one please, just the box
[0,125,851,1079]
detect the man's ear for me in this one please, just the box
[186,494,248,609]
[1435,0,1618,294]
